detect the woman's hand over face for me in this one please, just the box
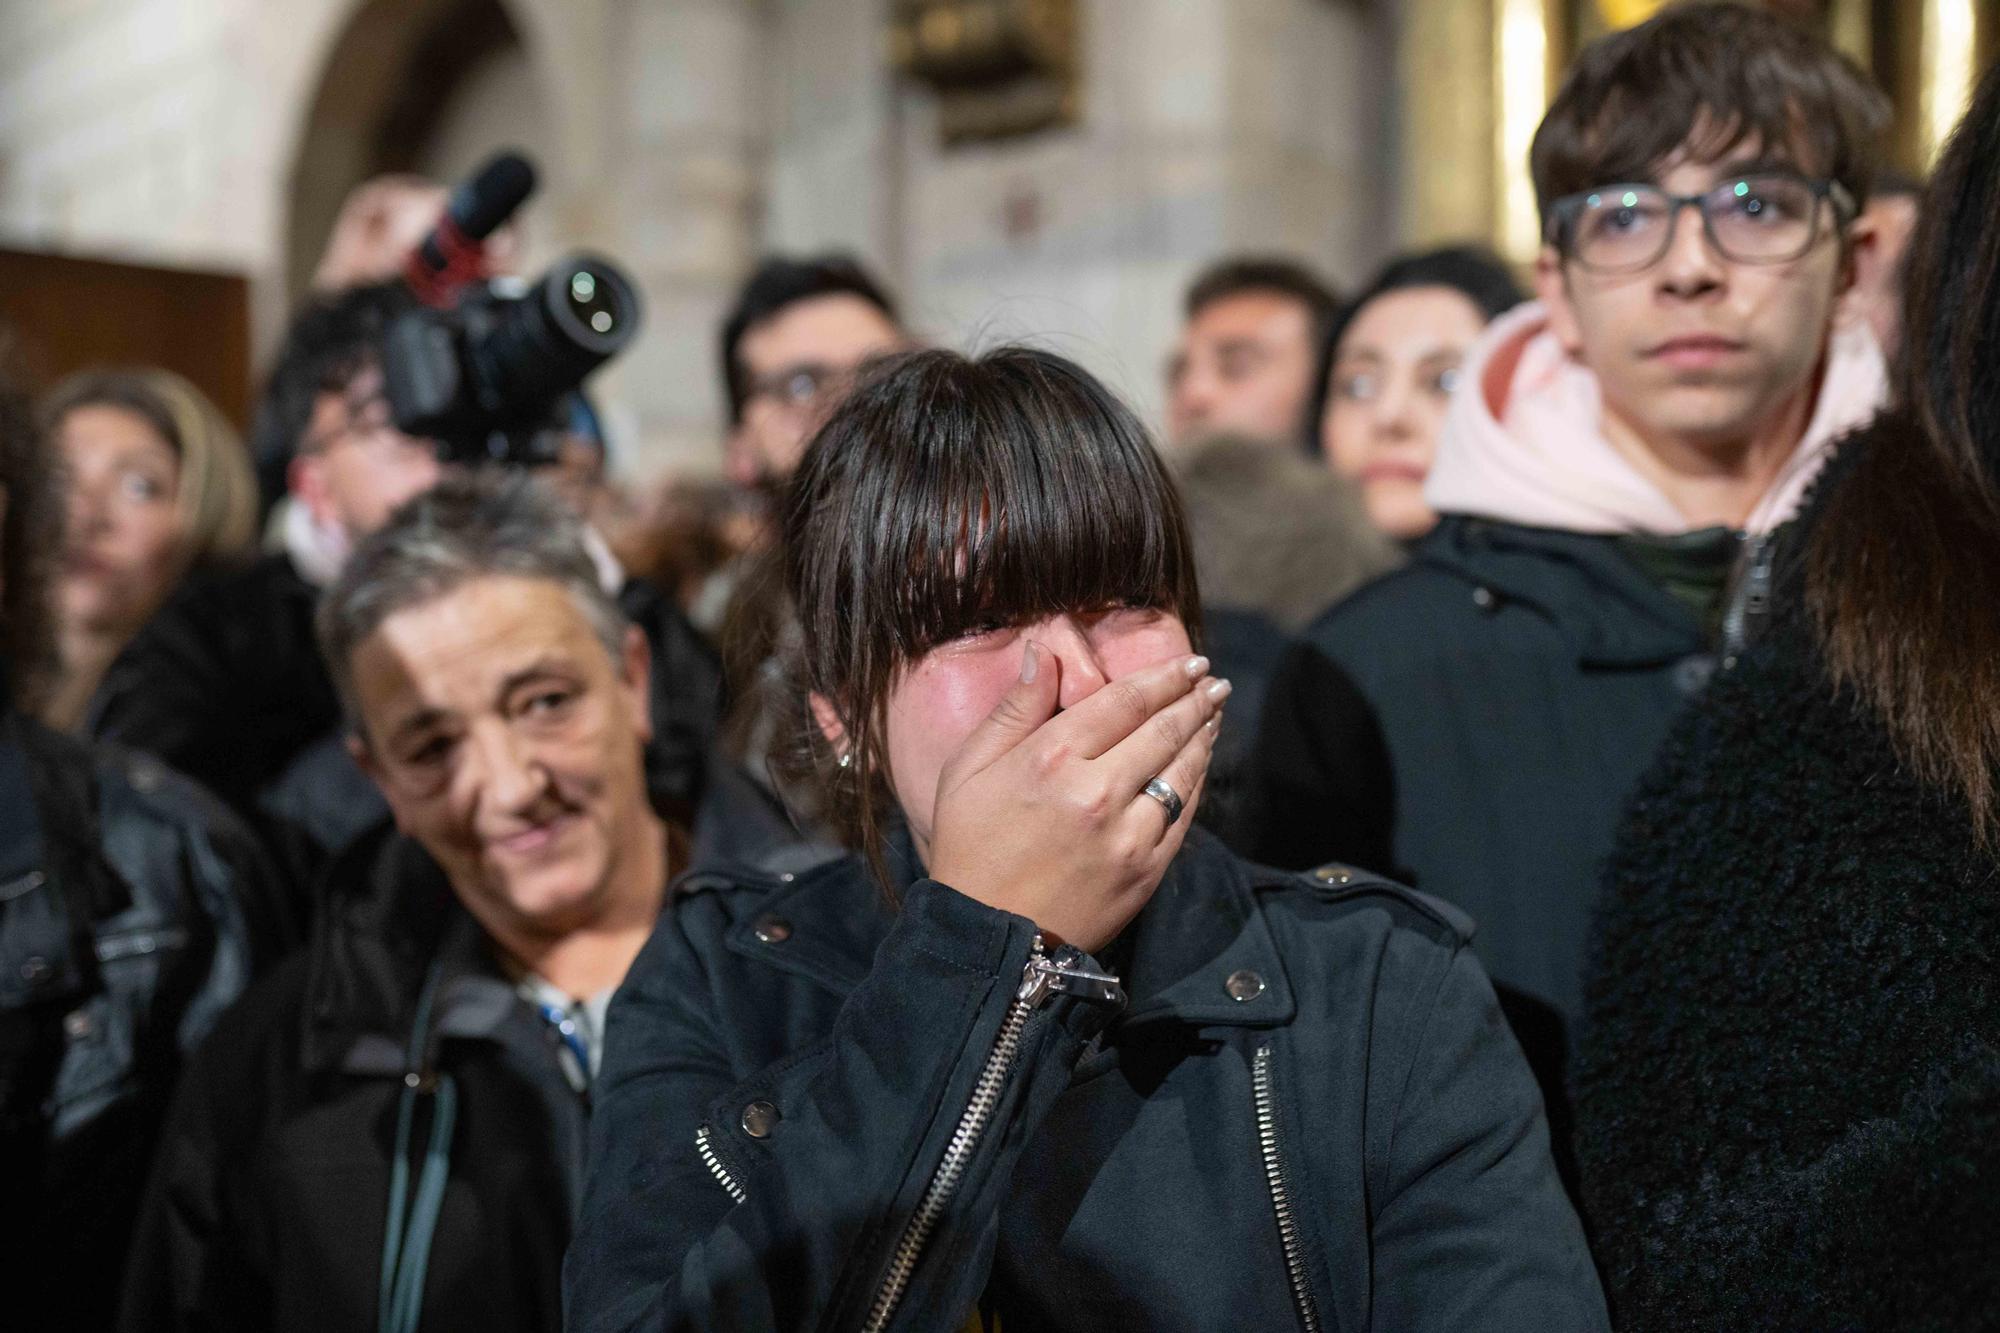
[926,642,1229,954]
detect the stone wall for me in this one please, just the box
[0,0,1392,480]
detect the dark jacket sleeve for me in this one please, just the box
[103,749,302,976]
[565,879,1105,1332]
[1367,941,1609,1331]
[117,963,301,1332]
[1243,641,1400,877]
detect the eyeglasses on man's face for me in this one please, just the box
[1546,172,1857,275]
[745,362,858,415]
[300,389,439,464]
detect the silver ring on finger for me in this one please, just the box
[1141,775,1185,825]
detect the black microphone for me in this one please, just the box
[406,150,538,303]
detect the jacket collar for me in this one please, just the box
[301,786,686,1074]
[724,828,1295,1030]
[1413,515,1707,668]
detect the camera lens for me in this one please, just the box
[404,254,641,461]
[547,259,634,353]
[566,270,621,338]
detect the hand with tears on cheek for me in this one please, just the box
[926,640,1229,954]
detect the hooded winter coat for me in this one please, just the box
[1573,430,2000,1328]
[1250,303,1887,1051]
[565,829,1608,1332]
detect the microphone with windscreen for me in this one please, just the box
[404,150,538,306]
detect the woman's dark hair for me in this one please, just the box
[1804,60,2000,840]
[0,368,59,706]
[781,346,1202,883]
[1304,245,1523,456]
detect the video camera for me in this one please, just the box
[382,151,643,467]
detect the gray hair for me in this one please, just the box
[317,469,629,736]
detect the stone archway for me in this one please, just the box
[272,0,801,480]
[278,0,602,302]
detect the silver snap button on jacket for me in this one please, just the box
[1225,969,1266,1002]
[740,1100,780,1138]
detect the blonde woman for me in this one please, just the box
[38,369,258,728]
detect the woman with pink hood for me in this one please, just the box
[1249,1,1891,1171]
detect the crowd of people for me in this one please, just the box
[4,3,1996,1327]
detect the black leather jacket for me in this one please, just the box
[0,710,268,1324]
[567,830,1607,1332]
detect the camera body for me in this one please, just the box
[382,254,642,466]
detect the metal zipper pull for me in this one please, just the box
[862,937,1055,1331]
[1018,941,1126,1010]
[696,1122,746,1204]
[1719,530,1776,666]
[1252,1043,1322,1333]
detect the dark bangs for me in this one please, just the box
[1530,2,1889,224]
[780,345,1201,875]
[790,346,1199,683]
[891,405,1198,663]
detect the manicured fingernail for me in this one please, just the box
[1184,655,1210,679]
[1205,678,1233,702]
[1020,641,1039,682]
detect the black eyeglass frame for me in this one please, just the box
[1544,172,1860,275]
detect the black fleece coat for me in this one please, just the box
[1574,433,2000,1329]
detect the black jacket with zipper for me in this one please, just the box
[1250,516,1721,1043]
[565,829,1606,1332]
[0,709,268,1328]
[118,823,594,1333]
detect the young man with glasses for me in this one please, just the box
[1251,1,1891,1166]
[683,256,910,869]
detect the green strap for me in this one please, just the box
[379,962,455,1333]
[385,1074,459,1333]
